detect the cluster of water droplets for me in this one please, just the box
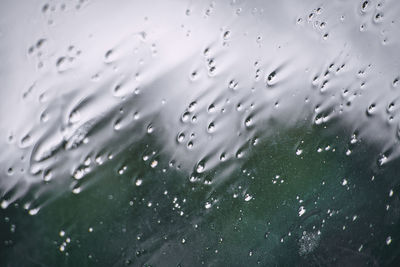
[1,0,400,265]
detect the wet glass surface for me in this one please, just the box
[1,0,400,266]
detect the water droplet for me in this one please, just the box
[361,1,369,11]
[28,208,39,216]
[223,30,230,40]
[135,179,143,186]
[374,13,383,23]
[208,122,215,133]
[182,112,190,122]
[177,132,185,142]
[104,50,113,61]
[266,71,276,86]
[147,124,154,134]
[118,166,127,175]
[43,170,52,182]
[73,168,86,180]
[187,141,194,149]
[299,206,306,216]
[393,78,399,87]
[378,154,388,166]
[1,200,9,209]
[228,80,238,90]
[244,194,253,202]
[188,101,197,112]
[220,153,226,161]
[72,187,81,194]
[196,162,205,173]
[245,117,253,127]
[114,119,122,130]
[150,160,158,168]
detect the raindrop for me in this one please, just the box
[1,200,9,209]
[28,208,39,216]
[150,160,158,168]
[223,30,230,40]
[208,122,215,133]
[208,104,216,113]
[177,132,185,142]
[361,1,369,12]
[374,13,383,23]
[228,80,238,90]
[299,206,306,216]
[114,119,122,130]
[196,162,205,173]
[147,124,154,134]
[188,101,197,112]
[393,78,399,87]
[187,141,193,149]
[56,57,67,71]
[245,117,253,127]
[244,194,253,202]
[104,50,113,61]
[378,154,388,166]
[135,179,143,186]
[266,71,276,86]
[43,170,52,182]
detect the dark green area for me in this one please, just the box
[1,123,400,267]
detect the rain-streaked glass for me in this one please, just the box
[1,0,400,266]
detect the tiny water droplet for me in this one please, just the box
[296,149,303,156]
[177,133,185,142]
[208,122,215,133]
[228,80,238,90]
[150,160,158,168]
[223,30,231,40]
[208,104,216,113]
[266,71,276,86]
[196,162,205,173]
[393,78,399,87]
[147,124,154,134]
[135,179,143,186]
[244,194,253,202]
[299,206,306,216]
[1,200,9,209]
[28,208,39,216]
